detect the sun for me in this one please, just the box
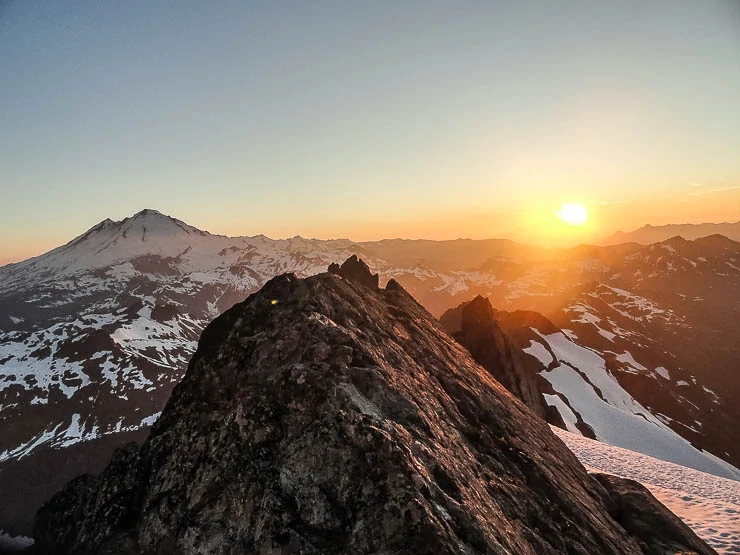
[557,203,588,226]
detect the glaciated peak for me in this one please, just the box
[6,210,215,278]
[66,210,208,249]
[130,208,165,219]
[118,209,208,238]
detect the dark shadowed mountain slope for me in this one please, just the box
[438,233,740,473]
[32,260,711,555]
[439,296,548,420]
[443,299,740,481]
[542,236,740,470]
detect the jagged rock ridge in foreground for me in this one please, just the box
[34,259,711,554]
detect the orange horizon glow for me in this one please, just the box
[3,3,740,266]
[1,186,739,266]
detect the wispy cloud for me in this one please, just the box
[688,185,740,197]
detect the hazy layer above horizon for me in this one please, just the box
[1,1,739,263]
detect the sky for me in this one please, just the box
[2,0,740,264]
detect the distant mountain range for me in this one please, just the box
[2,208,740,537]
[602,221,740,245]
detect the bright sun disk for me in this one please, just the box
[557,203,588,226]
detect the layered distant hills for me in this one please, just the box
[2,209,740,536]
[602,221,740,245]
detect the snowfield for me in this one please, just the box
[531,330,740,482]
[0,531,33,552]
[554,426,740,553]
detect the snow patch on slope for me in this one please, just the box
[0,530,34,551]
[523,340,553,367]
[554,427,740,553]
[615,350,648,372]
[542,394,579,433]
[655,366,671,380]
[0,410,163,463]
[538,331,740,481]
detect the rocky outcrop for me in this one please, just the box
[593,473,715,555]
[34,258,712,554]
[440,296,548,419]
[328,254,379,288]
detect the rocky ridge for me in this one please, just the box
[439,296,548,420]
[32,258,712,555]
[3,209,740,536]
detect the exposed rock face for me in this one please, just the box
[440,296,548,419]
[328,254,379,289]
[34,258,711,554]
[593,473,715,555]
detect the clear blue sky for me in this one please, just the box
[2,1,740,262]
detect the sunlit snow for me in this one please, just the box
[539,331,740,481]
[555,427,740,553]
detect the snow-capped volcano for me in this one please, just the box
[0,209,359,295]
[3,209,208,282]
